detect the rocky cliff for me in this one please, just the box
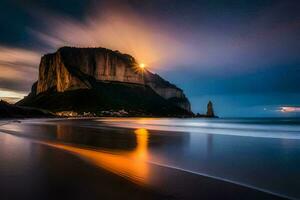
[36,47,144,94]
[18,47,192,116]
[144,72,191,111]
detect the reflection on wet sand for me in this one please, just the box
[41,128,150,185]
[55,123,137,150]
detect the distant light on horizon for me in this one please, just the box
[0,89,25,98]
[0,89,26,103]
[280,107,300,113]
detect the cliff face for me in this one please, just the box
[20,47,192,114]
[37,47,144,94]
[144,72,191,111]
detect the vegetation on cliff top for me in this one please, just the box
[18,81,192,117]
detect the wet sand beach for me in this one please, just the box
[1,118,298,200]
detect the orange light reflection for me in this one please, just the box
[39,128,150,185]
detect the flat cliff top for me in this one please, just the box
[43,46,137,64]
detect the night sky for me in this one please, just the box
[0,0,299,117]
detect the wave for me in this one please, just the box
[96,118,300,139]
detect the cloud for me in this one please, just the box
[0,46,40,66]
[0,88,27,103]
[0,46,41,99]
[27,1,299,76]
[28,4,187,71]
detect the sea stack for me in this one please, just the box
[17,47,193,117]
[206,101,215,117]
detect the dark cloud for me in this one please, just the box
[0,79,33,93]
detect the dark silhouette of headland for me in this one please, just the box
[17,47,218,118]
